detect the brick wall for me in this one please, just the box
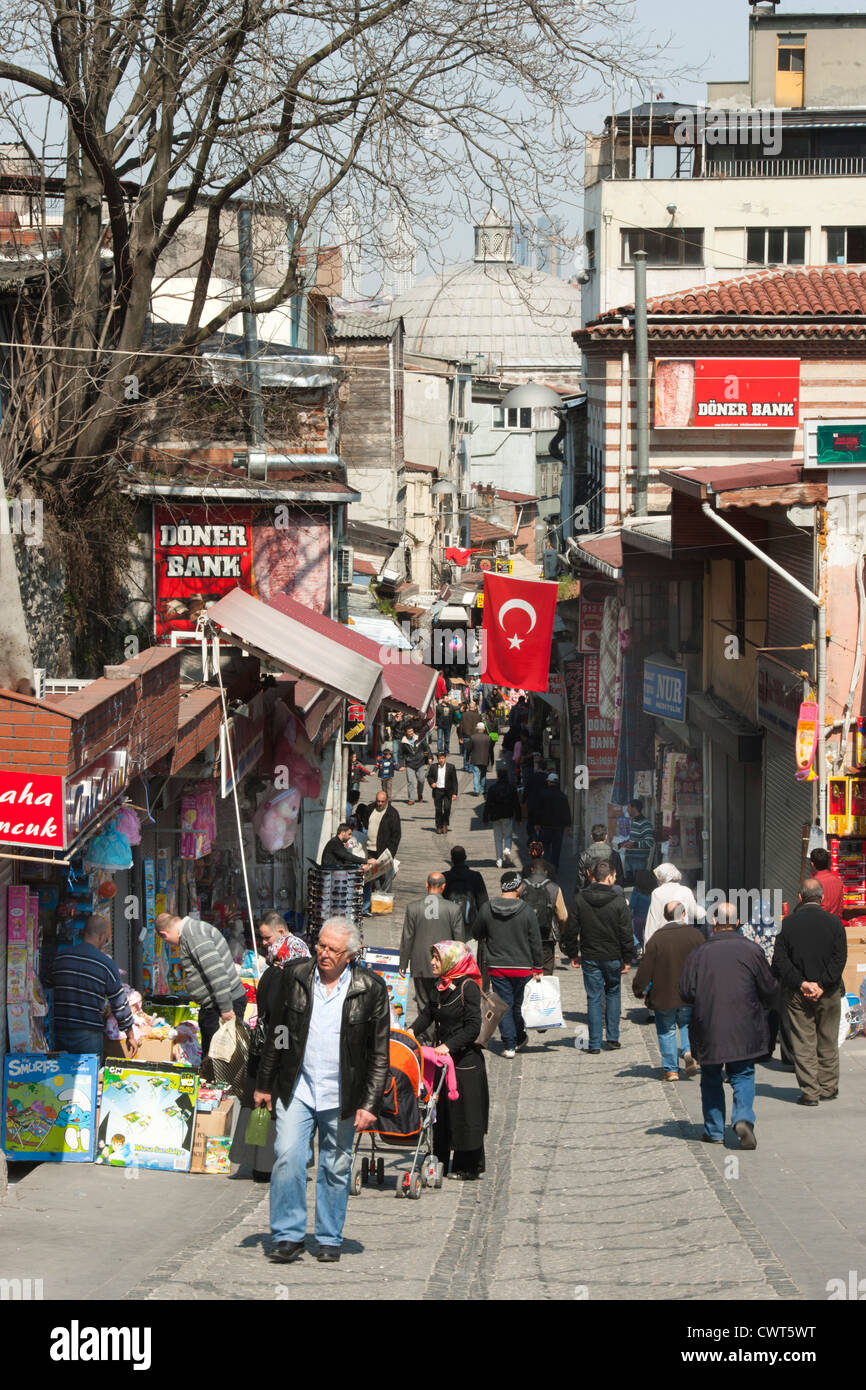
[0,694,74,775]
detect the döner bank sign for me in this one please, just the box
[654,358,800,430]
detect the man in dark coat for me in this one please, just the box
[468,725,493,796]
[399,872,465,1023]
[254,918,389,1263]
[321,823,373,870]
[354,789,401,903]
[443,845,489,933]
[562,860,633,1052]
[680,902,777,1150]
[535,772,572,870]
[427,751,459,833]
[632,901,704,1079]
[459,700,482,771]
[772,878,847,1105]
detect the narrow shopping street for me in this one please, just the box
[5,761,864,1303]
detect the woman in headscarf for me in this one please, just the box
[231,913,310,1182]
[408,940,489,1180]
[644,862,706,948]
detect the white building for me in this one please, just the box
[582,4,866,324]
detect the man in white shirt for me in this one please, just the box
[427,751,458,833]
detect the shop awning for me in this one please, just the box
[657,461,826,511]
[267,594,438,718]
[206,589,384,719]
[574,531,623,580]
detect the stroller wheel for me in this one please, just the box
[376,1158,385,1186]
[407,1172,423,1201]
[361,1156,370,1185]
[350,1164,363,1196]
[423,1158,438,1188]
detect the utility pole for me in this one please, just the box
[237,206,265,456]
[633,249,649,517]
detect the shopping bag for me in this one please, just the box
[201,1019,250,1099]
[521,976,564,1030]
[244,1104,271,1147]
[209,1017,238,1062]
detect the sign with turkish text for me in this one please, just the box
[560,659,583,742]
[153,505,331,638]
[344,699,368,745]
[804,419,866,470]
[642,659,687,722]
[65,748,128,843]
[585,706,618,779]
[578,595,604,654]
[583,653,600,707]
[654,357,800,429]
[756,653,812,738]
[0,771,65,850]
[794,701,819,782]
[480,573,557,693]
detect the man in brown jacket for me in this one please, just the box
[632,901,704,1081]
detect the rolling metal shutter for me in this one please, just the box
[761,523,816,907]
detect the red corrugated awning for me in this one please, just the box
[576,532,623,579]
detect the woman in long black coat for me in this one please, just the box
[409,940,489,1180]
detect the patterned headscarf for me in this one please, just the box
[433,940,482,992]
[267,932,311,968]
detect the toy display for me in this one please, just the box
[363,947,411,1030]
[3,1053,99,1162]
[96,1060,199,1171]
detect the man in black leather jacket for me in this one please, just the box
[254,917,389,1264]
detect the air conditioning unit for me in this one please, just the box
[460,490,478,510]
[337,545,354,585]
[495,538,510,556]
[442,533,459,548]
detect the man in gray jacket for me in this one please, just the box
[399,873,465,1027]
[155,913,247,1054]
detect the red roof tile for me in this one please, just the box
[495,489,538,503]
[580,267,866,345]
[470,517,513,544]
[403,460,437,474]
[658,460,804,498]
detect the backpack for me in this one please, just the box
[520,878,557,942]
[447,888,477,931]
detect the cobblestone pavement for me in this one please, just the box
[127,764,806,1302]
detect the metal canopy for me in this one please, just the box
[205,589,384,720]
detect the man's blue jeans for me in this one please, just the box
[54,1027,104,1058]
[582,959,623,1049]
[654,1006,692,1072]
[490,974,530,1048]
[437,727,450,754]
[462,739,472,772]
[471,763,486,795]
[700,1061,755,1142]
[271,1094,356,1247]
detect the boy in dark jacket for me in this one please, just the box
[562,861,633,1053]
[473,871,543,1058]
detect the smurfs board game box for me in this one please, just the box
[3,1053,99,1161]
[96,1060,198,1171]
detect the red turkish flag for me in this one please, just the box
[481,573,558,692]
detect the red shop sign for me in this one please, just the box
[0,770,66,849]
[655,357,800,429]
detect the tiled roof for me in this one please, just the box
[403,460,437,474]
[331,309,401,340]
[471,516,513,544]
[352,558,378,576]
[580,267,866,345]
[495,489,537,503]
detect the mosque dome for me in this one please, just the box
[388,208,583,372]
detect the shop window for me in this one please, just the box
[746,226,806,266]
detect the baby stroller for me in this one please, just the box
[350,1027,448,1200]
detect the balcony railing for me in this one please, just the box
[704,155,866,179]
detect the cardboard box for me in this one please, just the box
[103,1036,175,1063]
[96,1060,198,1171]
[190,1096,237,1173]
[843,932,866,996]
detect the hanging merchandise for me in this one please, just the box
[272,706,322,800]
[6,887,49,1053]
[114,804,142,846]
[84,818,133,871]
[253,786,302,853]
[180,783,216,860]
[597,595,620,720]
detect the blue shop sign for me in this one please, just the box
[643,659,687,722]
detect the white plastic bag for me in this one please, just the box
[522,976,564,1030]
[574,1023,590,1050]
[208,1017,237,1062]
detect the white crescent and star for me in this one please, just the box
[498,597,537,649]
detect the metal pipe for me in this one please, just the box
[237,205,265,452]
[633,251,649,516]
[700,501,827,830]
[619,348,629,521]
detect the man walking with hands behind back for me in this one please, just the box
[772,878,847,1105]
[254,918,389,1264]
[400,873,465,1026]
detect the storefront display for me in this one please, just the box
[3,1053,99,1162]
[95,1059,199,1171]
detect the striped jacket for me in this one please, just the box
[178,917,246,1012]
[52,942,134,1035]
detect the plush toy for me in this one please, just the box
[253,786,301,852]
